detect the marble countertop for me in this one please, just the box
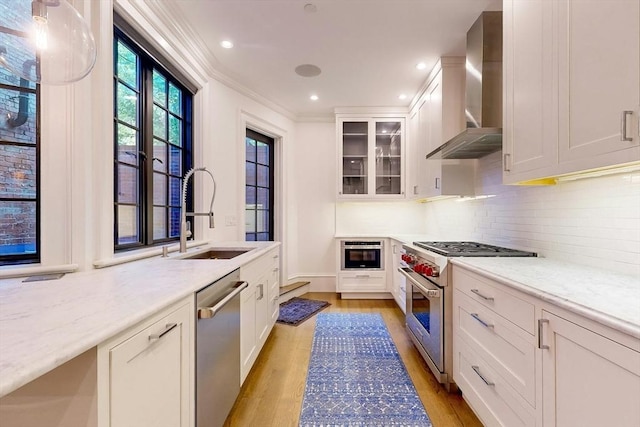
[451,257,640,338]
[0,241,279,397]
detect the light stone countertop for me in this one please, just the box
[0,241,279,398]
[451,257,640,338]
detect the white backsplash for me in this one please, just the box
[423,152,640,276]
[336,201,428,236]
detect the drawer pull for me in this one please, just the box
[257,283,264,300]
[273,267,279,273]
[355,274,371,278]
[538,319,550,350]
[472,365,495,387]
[470,313,494,329]
[470,288,494,301]
[149,323,177,341]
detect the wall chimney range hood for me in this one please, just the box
[426,11,503,160]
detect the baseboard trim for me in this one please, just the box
[287,274,336,292]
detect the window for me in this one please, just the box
[0,0,40,265]
[114,26,193,250]
[245,129,274,241]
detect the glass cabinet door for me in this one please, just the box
[375,121,402,195]
[342,121,368,195]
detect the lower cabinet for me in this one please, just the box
[240,247,280,383]
[390,239,406,313]
[453,265,640,427]
[337,271,387,293]
[540,310,640,427]
[97,298,193,427]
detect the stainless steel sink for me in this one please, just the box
[179,248,252,260]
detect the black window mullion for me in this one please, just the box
[141,64,154,246]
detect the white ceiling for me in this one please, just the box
[159,0,501,118]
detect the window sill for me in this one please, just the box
[93,240,208,269]
[0,264,79,280]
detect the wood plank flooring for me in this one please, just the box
[225,292,482,427]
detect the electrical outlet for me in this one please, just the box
[225,215,237,226]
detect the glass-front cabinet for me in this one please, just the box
[338,117,405,198]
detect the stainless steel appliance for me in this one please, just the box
[426,11,504,160]
[400,241,536,391]
[340,240,384,270]
[196,269,248,427]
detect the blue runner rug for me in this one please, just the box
[299,313,432,427]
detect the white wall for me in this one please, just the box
[336,202,427,236]
[290,122,336,281]
[423,152,640,276]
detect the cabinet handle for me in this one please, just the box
[503,153,511,172]
[273,254,279,259]
[538,318,550,350]
[470,313,494,329]
[472,365,495,387]
[149,323,177,341]
[355,274,371,278]
[470,288,494,301]
[272,267,279,273]
[435,177,440,189]
[393,244,397,254]
[257,283,264,300]
[621,111,634,142]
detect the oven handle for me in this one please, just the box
[398,267,441,298]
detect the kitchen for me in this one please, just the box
[0,0,639,426]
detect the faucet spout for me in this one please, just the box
[180,167,216,253]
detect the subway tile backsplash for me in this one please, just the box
[423,152,640,276]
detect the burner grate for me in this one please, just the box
[413,241,536,257]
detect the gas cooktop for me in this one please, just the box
[413,241,537,257]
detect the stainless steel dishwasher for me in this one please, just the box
[196,269,248,427]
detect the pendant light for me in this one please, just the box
[0,0,97,85]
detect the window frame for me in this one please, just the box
[245,128,275,242]
[0,60,41,266]
[113,26,193,252]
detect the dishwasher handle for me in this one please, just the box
[198,281,248,319]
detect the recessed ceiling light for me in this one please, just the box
[398,94,407,100]
[416,62,427,70]
[310,94,319,101]
[220,40,234,49]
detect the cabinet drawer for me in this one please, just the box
[454,338,535,427]
[455,290,536,406]
[338,271,387,292]
[454,268,535,334]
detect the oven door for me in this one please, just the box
[400,267,444,372]
[341,245,383,270]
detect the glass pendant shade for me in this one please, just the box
[0,0,97,85]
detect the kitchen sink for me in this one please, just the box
[179,248,253,260]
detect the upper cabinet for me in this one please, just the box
[503,0,640,184]
[408,58,475,199]
[337,116,406,199]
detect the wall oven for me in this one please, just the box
[340,240,384,271]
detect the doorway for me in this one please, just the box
[245,129,275,241]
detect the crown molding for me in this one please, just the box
[134,0,298,122]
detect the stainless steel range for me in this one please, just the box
[399,241,536,391]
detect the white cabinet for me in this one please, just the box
[240,247,280,383]
[452,267,536,427]
[502,0,558,181]
[503,0,640,184]
[337,270,387,293]
[337,116,406,198]
[409,57,474,199]
[453,264,640,427]
[389,239,407,313]
[98,298,193,427]
[540,309,640,427]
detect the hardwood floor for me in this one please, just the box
[225,292,482,427]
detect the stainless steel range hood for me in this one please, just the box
[426,11,503,160]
